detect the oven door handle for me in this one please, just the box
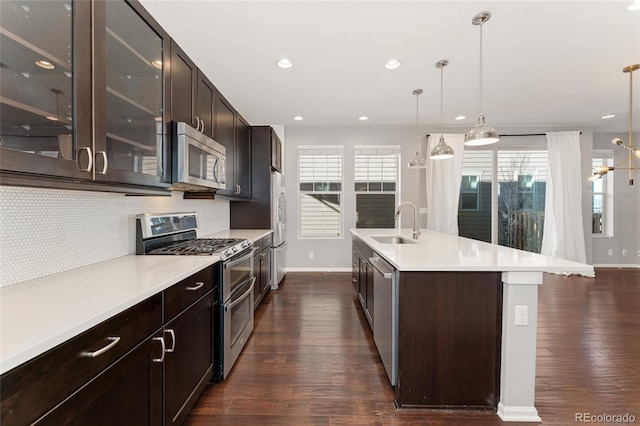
[224,277,255,312]
[224,248,256,270]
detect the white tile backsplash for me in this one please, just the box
[0,186,229,287]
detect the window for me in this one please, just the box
[458,148,548,253]
[298,146,343,238]
[354,146,400,228]
[460,174,481,211]
[592,150,613,236]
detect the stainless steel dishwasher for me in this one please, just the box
[369,253,397,386]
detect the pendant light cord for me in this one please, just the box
[416,91,420,153]
[440,65,444,137]
[479,21,483,117]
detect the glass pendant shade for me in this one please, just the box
[465,114,500,146]
[430,136,454,159]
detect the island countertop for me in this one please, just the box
[351,228,594,274]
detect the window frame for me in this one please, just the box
[591,150,614,237]
[297,146,344,239]
[353,145,401,229]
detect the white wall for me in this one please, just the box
[0,186,230,287]
[283,125,599,270]
[591,132,640,266]
[284,126,428,271]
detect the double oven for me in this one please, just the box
[136,212,255,381]
[219,246,255,379]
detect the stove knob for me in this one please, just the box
[224,249,233,257]
[233,247,238,253]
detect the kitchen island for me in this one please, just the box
[351,228,593,423]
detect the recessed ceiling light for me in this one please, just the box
[21,72,30,78]
[358,116,369,121]
[46,116,59,121]
[35,60,55,70]
[21,4,29,12]
[151,60,162,69]
[63,3,72,12]
[454,115,466,120]
[385,59,401,70]
[277,58,293,69]
[601,114,616,119]
[627,0,640,11]
[293,115,303,121]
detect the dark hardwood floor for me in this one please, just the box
[186,269,640,425]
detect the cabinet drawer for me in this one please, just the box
[262,233,273,249]
[164,265,215,322]
[0,293,162,426]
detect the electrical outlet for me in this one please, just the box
[608,249,613,256]
[515,305,528,326]
[309,252,314,259]
[622,249,628,256]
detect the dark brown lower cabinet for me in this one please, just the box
[395,271,502,410]
[164,292,214,426]
[34,335,164,425]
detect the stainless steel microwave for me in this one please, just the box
[172,122,226,191]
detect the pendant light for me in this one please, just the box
[465,11,500,146]
[430,59,455,159]
[408,89,427,169]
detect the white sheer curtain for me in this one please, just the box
[541,131,592,276]
[425,133,465,234]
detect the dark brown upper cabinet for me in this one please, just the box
[214,93,251,199]
[0,0,171,193]
[271,129,282,173]
[168,40,216,139]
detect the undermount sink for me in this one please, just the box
[371,236,418,245]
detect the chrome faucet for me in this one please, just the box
[395,202,421,239]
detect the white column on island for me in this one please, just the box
[498,271,543,423]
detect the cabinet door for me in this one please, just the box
[253,252,262,310]
[270,130,282,173]
[169,40,197,127]
[34,335,164,426]
[214,94,236,196]
[235,115,251,198]
[196,70,215,138]
[261,247,272,294]
[0,0,93,180]
[164,293,214,426]
[93,0,170,187]
[366,261,374,324]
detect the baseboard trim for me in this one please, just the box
[285,267,351,273]
[497,403,541,422]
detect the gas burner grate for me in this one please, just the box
[148,238,243,255]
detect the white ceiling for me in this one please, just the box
[140,0,640,134]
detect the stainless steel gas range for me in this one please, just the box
[136,212,255,380]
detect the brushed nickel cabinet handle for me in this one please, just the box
[80,336,120,358]
[77,147,93,172]
[97,151,108,174]
[165,329,176,353]
[186,281,205,291]
[152,337,165,363]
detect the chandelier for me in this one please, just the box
[589,64,640,185]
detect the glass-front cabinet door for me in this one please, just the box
[94,0,170,187]
[0,0,93,179]
[0,0,170,190]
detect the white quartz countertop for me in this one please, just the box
[203,229,272,242]
[352,228,594,274]
[0,228,272,375]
